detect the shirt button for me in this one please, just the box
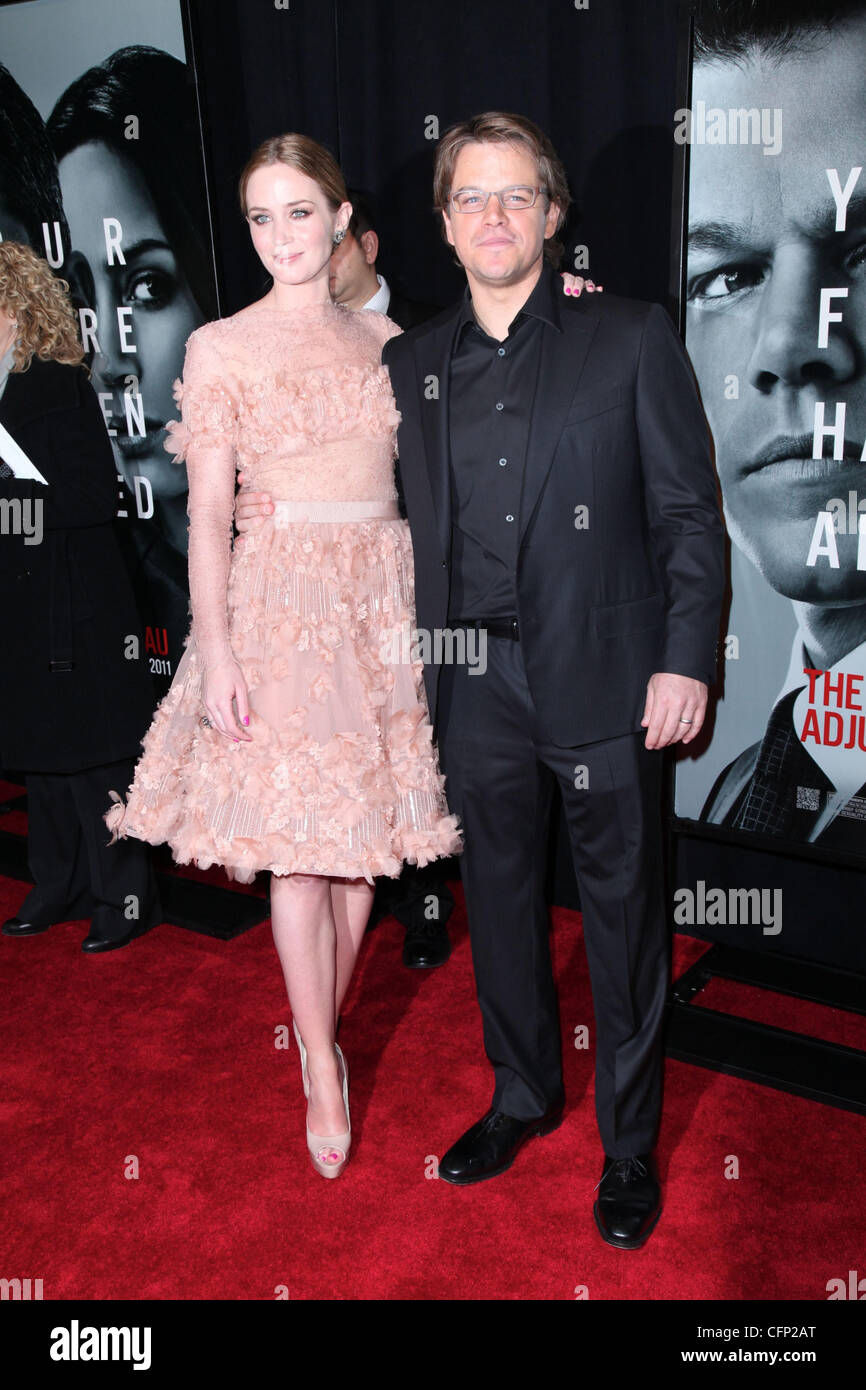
[495,402,504,411]
[498,458,507,467]
[505,514,514,522]
[497,347,506,356]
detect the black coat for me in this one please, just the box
[385,289,441,330]
[382,269,726,746]
[0,356,155,772]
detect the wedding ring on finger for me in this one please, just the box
[679,718,693,724]
[200,716,211,728]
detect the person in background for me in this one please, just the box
[0,242,160,952]
[329,189,441,328]
[331,189,454,968]
[0,61,75,803]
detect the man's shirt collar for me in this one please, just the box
[455,261,563,343]
[361,273,390,315]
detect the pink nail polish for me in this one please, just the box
[243,716,249,725]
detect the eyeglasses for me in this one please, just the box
[448,186,548,214]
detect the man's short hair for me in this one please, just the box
[0,62,70,260]
[694,0,866,61]
[432,111,571,268]
[347,189,377,244]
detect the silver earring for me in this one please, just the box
[332,228,346,246]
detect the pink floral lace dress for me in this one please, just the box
[104,300,462,884]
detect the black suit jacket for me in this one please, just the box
[384,289,441,331]
[0,356,155,772]
[382,270,725,745]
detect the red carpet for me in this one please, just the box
[2,865,865,1301]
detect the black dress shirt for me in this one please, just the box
[447,264,563,621]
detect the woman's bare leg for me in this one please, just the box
[330,877,376,1016]
[269,872,346,1142]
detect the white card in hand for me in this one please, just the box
[0,419,48,483]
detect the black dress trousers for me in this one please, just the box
[436,634,668,1158]
[20,758,159,940]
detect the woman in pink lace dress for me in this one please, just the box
[104,134,461,1178]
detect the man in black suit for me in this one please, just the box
[331,190,456,970]
[237,113,724,1248]
[382,112,723,1249]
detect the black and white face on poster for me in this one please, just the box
[0,0,217,692]
[676,8,866,858]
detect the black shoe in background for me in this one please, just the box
[80,896,162,954]
[401,912,452,968]
[2,914,57,937]
[395,875,454,968]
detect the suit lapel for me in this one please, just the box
[413,306,462,563]
[518,309,598,545]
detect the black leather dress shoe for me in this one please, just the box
[81,924,140,953]
[2,915,56,937]
[81,900,162,954]
[402,916,451,969]
[593,1153,662,1250]
[439,1103,564,1185]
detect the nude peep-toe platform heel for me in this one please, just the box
[293,1019,351,1179]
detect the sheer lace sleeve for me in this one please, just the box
[370,311,403,350]
[367,312,402,467]
[164,327,238,671]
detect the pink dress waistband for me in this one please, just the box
[271,499,401,524]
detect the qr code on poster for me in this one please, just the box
[796,786,821,811]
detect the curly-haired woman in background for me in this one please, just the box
[0,242,160,952]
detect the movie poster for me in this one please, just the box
[0,0,218,698]
[673,2,866,862]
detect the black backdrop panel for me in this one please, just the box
[191,0,683,313]
[188,0,340,310]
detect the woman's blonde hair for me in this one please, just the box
[0,240,85,372]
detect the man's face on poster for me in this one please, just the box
[687,18,866,606]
